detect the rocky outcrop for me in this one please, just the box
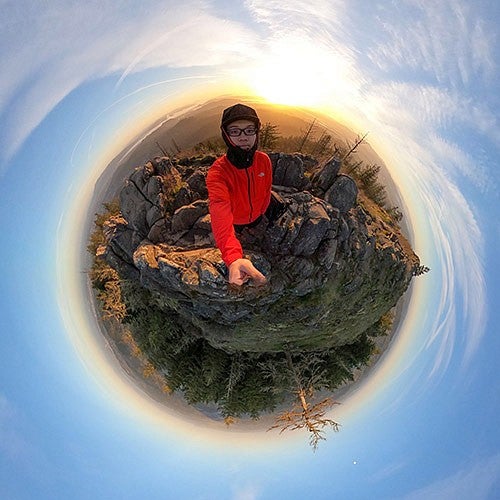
[101,153,419,353]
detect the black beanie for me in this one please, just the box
[221,103,261,130]
[220,103,261,169]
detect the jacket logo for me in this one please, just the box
[258,172,265,177]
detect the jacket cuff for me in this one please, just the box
[224,251,243,268]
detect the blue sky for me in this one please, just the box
[1,1,499,499]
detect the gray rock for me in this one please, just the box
[172,185,195,210]
[194,213,211,231]
[325,174,358,213]
[315,157,341,192]
[119,179,151,236]
[146,205,164,228]
[147,217,170,243]
[102,216,142,279]
[186,171,208,198]
[171,200,209,233]
[272,153,309,190]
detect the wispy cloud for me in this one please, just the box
[401,454,500,500]
[370,459,409,483]
[417,163,485,375]
[244,0,361,78]
[352,75,488,378]
[232,482,261,500]
[245,0,346,32]
[242,0,369,109]
[0,394,35,462]
[422,174,486,375]
[0,0,258,163]
[368,0,496,88]
[362,81,493,188]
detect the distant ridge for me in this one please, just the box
[94,96,399,208]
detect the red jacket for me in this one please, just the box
[207,151,272,266]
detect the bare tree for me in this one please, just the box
[268,351,340,451]
[342,132,369,161]
[310,131,333,157]
[297,119,317,153]
[171,137,182,154]
[156,141,169,157]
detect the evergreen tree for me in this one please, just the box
[260,122,281,150]
[414,265,430,276]
[387,206,403,223]
[194,137,225,155]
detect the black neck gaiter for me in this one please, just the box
[222,128,259,169]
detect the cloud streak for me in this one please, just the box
[393,136,486,377]
[0,0,258,164]
[0,394,41,465]
[402,454,500,500]
[368,0,497,88]
[348,76,488,379]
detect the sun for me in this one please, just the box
[250,61,327,107]
[246,35,354,109]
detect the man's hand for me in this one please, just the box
[228,258,267,286]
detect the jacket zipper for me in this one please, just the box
[245,167,253,223]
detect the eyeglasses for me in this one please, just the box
[226,126,257,137]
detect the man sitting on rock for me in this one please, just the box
[207,103,277,286]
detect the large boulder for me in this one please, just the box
[325,174,358,213]
[314,156,342,192]
[271,153,310,190]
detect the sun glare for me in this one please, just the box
[247,35,355,108]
